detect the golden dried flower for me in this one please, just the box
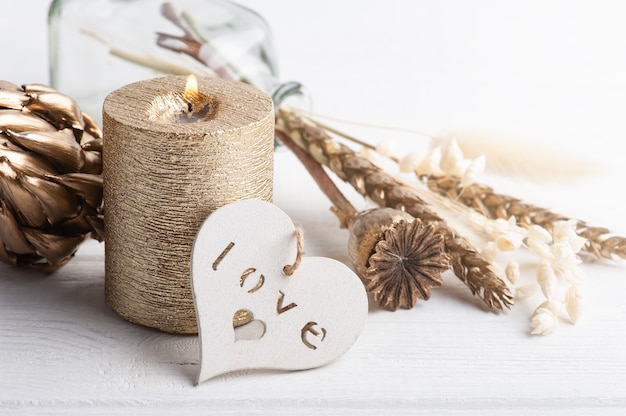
[0,81,103,271]
[365,218,450,311]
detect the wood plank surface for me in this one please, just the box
[1,1,626,414]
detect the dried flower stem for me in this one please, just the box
[80,28,212,77]
[277,127,358,226]
[424,175,626,261]
[276,108,513,310]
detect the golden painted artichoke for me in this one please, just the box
[0,80,103,272]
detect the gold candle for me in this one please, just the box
[102,75,274,334]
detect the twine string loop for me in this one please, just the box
[283,228,303,276]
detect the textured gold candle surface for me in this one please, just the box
[103,76,274,334]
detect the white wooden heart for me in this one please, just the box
[191,199,368,384]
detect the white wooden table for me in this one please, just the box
[2,1,626,414]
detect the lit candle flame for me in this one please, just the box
[184,74,199,101]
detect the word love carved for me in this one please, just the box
[212,241,328,351]
[191,200,368,384]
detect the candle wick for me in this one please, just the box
[186,101,194,119]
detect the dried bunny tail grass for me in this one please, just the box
[434,128,609,182]
[276,108,513,311]
[425,175,626,261]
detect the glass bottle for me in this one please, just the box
[48,0,305,123]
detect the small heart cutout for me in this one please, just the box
[191,200,368,383]
[234,318,266,341]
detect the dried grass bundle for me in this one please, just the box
[424,175,626,261]
[276,108,513,311]
[278,131,450,311]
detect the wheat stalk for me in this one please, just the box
[424,175,626,261]
[276,108,513,311]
